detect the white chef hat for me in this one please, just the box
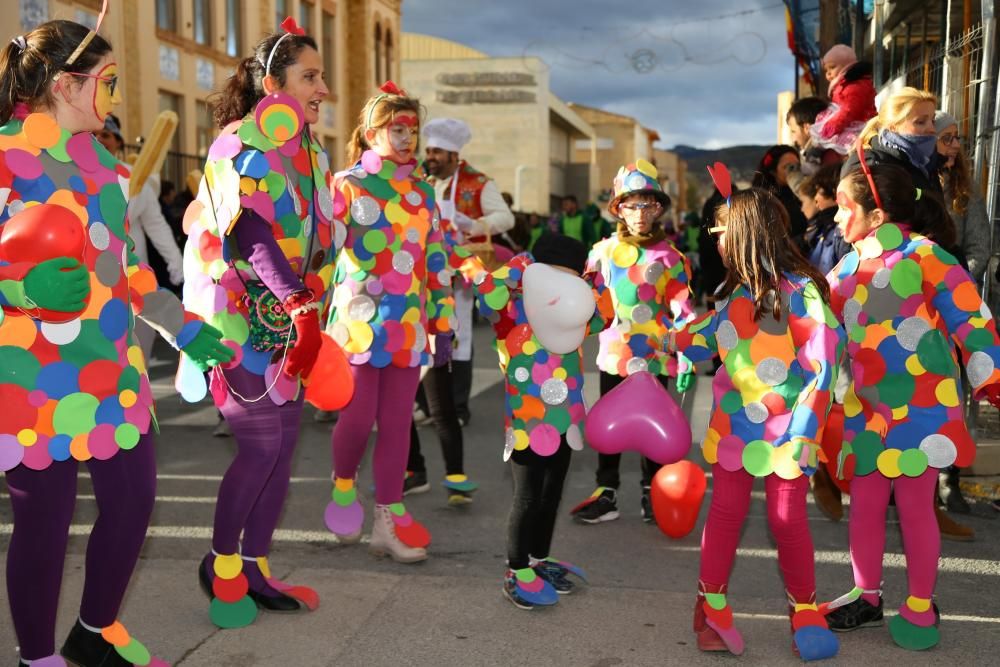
[423,118,472,153]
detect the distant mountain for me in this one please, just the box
[673,144,770,190]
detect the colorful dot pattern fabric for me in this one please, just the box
[325,151,455,369]
[0,115,170,471]
[673,274,845,479]
[587,235,695,377]
[474,254,613,460]
[827,223,1000,479]
[182,112,336,387]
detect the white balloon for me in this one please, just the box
[522,263,595,354]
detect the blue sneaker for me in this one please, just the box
[533,558,587,595]
[503,568,558,609]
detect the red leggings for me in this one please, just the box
[700,464,816,601]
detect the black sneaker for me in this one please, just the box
[403,470,430,495]
[827,596,884,632]
[641,486,654,523]
[533,561,575,595]
[61,620,133,667]
[570,487,619,524]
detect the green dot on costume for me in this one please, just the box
[930,244,959,265]
[96,142,120,170]
[888,614,940,651]
[773,374,804,407]
[47,132,73,162]
[875,224,904,250]
[915,330,956,376]
[332,485,356,506]
[898,448,928,477]
[704,592,727,610]
[263,171,286,199]
[99,184,128,239]
[279,212,301,238]
[53,393,99,436]
[59,321,119,366]
[851,431,883,476]
[888,259,922,298]
[484,285,510,311]
[878,373,915,408]
[209,596,258,629]
[508,394,524,410]
[115,423,141,449]
[363,229,388,254]
[389,502,406,516]
[237,122,274,152]
[118,366,141,393]
[849,324,867,344]
[359,174,399,201]
[963,328,996,353]
[720,391,743,415]
[544,407,571,432]
[742,440,774,476]
[0,346,41,389]
[115,638,151,665]
[724,338,754,374]
[616,280,639,307]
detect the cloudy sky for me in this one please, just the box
[402,0,795,149]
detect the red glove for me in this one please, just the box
[983,383,1000,409]
[283,291,322,378]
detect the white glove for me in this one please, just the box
[453,211,477,232]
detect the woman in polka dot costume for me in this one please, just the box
[570,159,696,525]
[672,189,844,660]
[183,23,335,628]
[323,83,455,563]
[0,18,230,666]
[823,163,1000,649]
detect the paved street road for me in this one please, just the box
[3,322,999,665]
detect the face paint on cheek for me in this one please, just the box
[836,191,862,241]
[92,63,118,122]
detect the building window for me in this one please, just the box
[384,29,394,81]
[192,0,212,46]
[374,24,383,85]
[300,0,314,34]
[225,0,242,57]
[322,10,336,93]
[275,0,288,29]
[195,101,216,158]
[156,0,176,32]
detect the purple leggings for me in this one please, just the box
[4,434,156,661]
[332,363,421,504]
[213,366,304,556]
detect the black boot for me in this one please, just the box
[939,466,970,514]
[60,620,132,667]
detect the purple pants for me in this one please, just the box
[4,434,156,661]
[332,364,421,504]
[212,365,304,556]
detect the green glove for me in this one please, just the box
[181,325,234,372]
[21,257,91,312]
[676,369,694,394]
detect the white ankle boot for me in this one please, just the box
[369,504,428,563]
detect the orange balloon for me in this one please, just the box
[651,460,707,539]
[304,332,355,411]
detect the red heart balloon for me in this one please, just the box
[651,461,707,539]
[304,332,355,410]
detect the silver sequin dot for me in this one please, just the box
[303,217,313,238]
[714,295,730,312]
[317,186,334,221]
[967,350,996,388]
[330,322,350,347]
[288,176,302,217]
[896,317,930,352]
[919,433,957,469]
[392,250,415,274]
[350,196,381,226]
[88,222,110,250]
[405,191,422,206]
[756,357,788,386]
[872,267,892,289]
[514,367,530,382]
[981,303,994,320]
[626,357,648,375]
[7,199,25,216]
[627,173,647,190]
[503,428,516,461]
[95,251,121,287]
[745,401,768,423]
[566,424,584,451]
[437,269,451,285]
[346,295,376,322]
[540,378,569,405]
[643,263,664,284]
[717,320,738,350]
[406,227,420,243]
[412,323,427,352]
[843,298,862,329]
[631,304,653,324]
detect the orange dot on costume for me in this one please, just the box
[22,113,62,149]
[951,281,981,312]
[70,434,91,461]
[101,621,130,647]
[119,389,138,408]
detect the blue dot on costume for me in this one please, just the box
[241,342,272,376]
[96,396,125,425]
[837,253,860,277]
[352,244,372,262]
[36,362,80,399]
[98,299,130,341]
[534,349,549,364]
[885,420,925,451]
[48,435,73,461]
[877,337,908,374]
[369,349,392,368]
[378,294,406,319]
[427,252,445,272]
[68,174,88,192]
[788,405,819,437]
[235,150,271,179]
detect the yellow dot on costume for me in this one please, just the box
[612,244,639,268]
[795,603,819,612]
[701,429,720,464]
[772,442,802,480]
[277,237,302,258]
[731,366,769,403]
[891,405,908,421]
[513,429,530,451]
[239,176,257,195]
[553,368,567,380]
[935,379,960,407]
[213,553,243,580]
[877,449,902,477]
[445,474,468,483]
[119,390,137,408]
[127,346,147,374]
[906,596,931,613]
[384,200,408,225]
[494,267,510,280]
[256,557,271,579]
[854,284,868,305]
[905,354,926,375]
[344,321,374,354]
[17,429,37,446]
[522,341,537,355]
[334,477,355,492]
[635,158,657,178]
[400,307,420,325]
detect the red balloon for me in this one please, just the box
[651,460,707,539]
[0,204,89,323]
[304,333,355,411]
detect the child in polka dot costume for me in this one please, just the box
[323,83,455,563]
[471,233,614,608]
[0,18,229,665]
[671,188,844,660]
[571,159,696,524]
[823,164,1000,649]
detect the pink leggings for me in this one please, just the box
[849,469,939,599]
[332,363,421,505]
[700,464,816,601]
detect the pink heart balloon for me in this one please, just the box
[585,371,692,464]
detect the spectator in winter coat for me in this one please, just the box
[811,44,877,155]
[752,145,808,239]
[787,96,844,176]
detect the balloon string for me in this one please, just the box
[215,326,296,403]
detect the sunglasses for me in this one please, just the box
[620,202,660,211]
[939,133,961,145]
[66,71,119,97]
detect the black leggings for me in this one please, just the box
[506,440,572,570]
[594,371,668,488]
[408,363,464,476]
